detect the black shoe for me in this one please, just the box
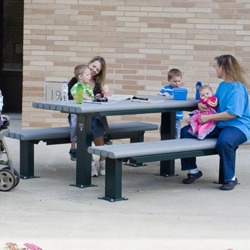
[69,148,77,161]
[104,139,113,145]
[183,171,202,184]
[104,135,113,145]
[220,178,238,191]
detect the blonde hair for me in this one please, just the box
[74,64,88,81]
[199,85,213,94]
[215,54,247,86]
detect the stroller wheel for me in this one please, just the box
[2,167,20,187]
[0,169,15,191]
[13,169,20,187]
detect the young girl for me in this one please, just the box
[188,85,218,139]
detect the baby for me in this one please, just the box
[188,85,218,140]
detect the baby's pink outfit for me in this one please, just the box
[188,95,218,140]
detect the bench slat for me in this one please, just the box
[88,138,217,158]
[7,122,158,141]
[8,127,69,141]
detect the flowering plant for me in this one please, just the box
[4,242,42,250]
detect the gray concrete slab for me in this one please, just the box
[1,114,250,250]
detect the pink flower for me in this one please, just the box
[23,243,42,250]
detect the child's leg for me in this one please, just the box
[189,113,200,135]
[175,119,182,139]
[68,114,77,161]
[197,121,216,140]
[69,114,77,148]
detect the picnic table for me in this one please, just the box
[32,95,198,187]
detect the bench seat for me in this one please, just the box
[7,122,158,178]
[88,138,219,159]
[88,138,250,202]
[8,122,158,142]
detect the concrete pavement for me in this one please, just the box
[1,114,250,250]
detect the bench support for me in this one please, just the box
[19,141,36,179]
[19,138,70,179]
[99,158,128,202]
[160,112,176,176]
[100,149,220,202]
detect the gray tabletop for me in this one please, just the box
[32,96,198,116]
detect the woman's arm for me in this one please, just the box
[68,77,77,100]
[199,111,236,124]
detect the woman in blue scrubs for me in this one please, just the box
[181,54,250,190]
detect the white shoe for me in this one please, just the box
[99,160,106,176]
[91,161,98,177]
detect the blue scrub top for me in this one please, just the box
[216,81,250,139]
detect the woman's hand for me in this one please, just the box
[95,93,102,98]
[198,114,210,124]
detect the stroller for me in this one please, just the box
[0,114,20,191]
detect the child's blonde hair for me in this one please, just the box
[74,64,88,81]
[199,85,213,93]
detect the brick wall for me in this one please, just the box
[23,0,250,139]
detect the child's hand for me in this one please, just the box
[83,93,93,100]
[198,103,209,111]
[185,118,190,125]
